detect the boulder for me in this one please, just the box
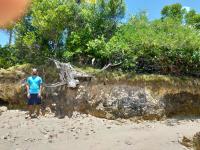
[0,106,7,113]
[193,132,200,150]
[179,136,193,149]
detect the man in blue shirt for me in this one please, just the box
[26,68,43,118]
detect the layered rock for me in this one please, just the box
[1,63,200,120]
[74,83,163,119]
[0,64,30,106]
[181,132,200,150]
[193,132,200,150]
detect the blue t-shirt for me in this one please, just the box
[27,76,43,94]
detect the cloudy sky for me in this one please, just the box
[1,0,200,45]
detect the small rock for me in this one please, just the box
[179,136,192,148]
[107,126,111,129]
[59,131,64,134]
[125,140,132,145]
[1,136,7,140]
[48,134,57,139]
[48,140,53,143]
[0,106,7,112]
[85,133,90,136]
[44,129,50,132]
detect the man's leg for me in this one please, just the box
[35,95,42,117]
[27,94,34,118]
[35,105,41,116]
[28,105,34,117]
[41,101,46,116]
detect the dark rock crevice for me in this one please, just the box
[0,98,9,106]
[162,92,200,117]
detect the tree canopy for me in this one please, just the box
[1,1,200,77]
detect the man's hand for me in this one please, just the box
[27,93,30,99]
[38,92,41,98]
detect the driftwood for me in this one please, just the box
[44,58,92,88]
[101,62,122,71]
[43,82,68,88]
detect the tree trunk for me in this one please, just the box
[8,29,13,46]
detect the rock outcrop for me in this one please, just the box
[73,83,164,119]
[193,132,200,150]
[1,63,200,120]
[0,64,30,106]
[181,132,200,150]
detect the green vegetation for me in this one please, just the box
[1,1,200,77]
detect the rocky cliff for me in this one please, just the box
[1,64,200,120]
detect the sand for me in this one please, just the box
[0,109,199,150]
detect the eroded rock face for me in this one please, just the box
[183,132,200,150]
[180,136,193,149]
[0,65,29,106]
[163,92,200,117]
[45,85,79,119]
[1,64,200,120]
[74,84,164,119]
[44,81,200,120]
[193,132,200,150]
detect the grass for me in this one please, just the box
[3,63,200,89]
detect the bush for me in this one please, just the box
[0,46,17,69]
[106,17,200,76]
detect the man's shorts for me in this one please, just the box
[28,94,41,105]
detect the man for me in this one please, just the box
[26,68,43,118]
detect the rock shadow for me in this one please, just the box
[162,92,200,118]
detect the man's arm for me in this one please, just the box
[38,78,43,98]
[38,84,42,96]
[26,83,30,98]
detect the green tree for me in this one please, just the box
[161,3,185,22]
[14,0,125,65]
[0,45,17,68]
[185,9,200,29]
[106,14,200,75]
[65,0,125,65]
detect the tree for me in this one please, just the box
[14,0,125,65]
[65,0,125,65]
[14,0,79,63]
[185,9,200,29]
[106,14,200,75]
[0,45,17,68]
[161,3,185,22]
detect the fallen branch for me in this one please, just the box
[101,62,122,71]
[43,82,68,88]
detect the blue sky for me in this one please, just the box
[125,0,200,20]
[1,0,200,46]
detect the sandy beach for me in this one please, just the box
[0,109,199,150]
